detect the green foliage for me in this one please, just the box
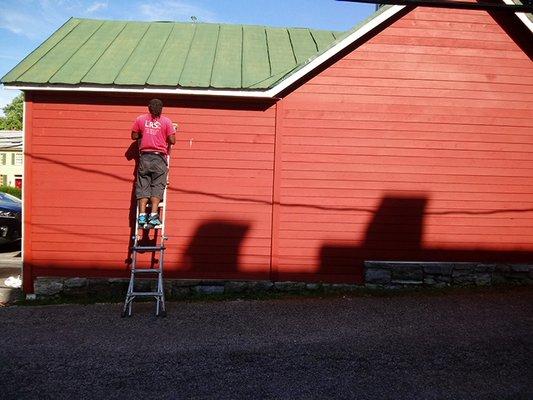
[0,93,24,130]
[0,185,21,199]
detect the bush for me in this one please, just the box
[0,186,21,199]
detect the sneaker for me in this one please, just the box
[137,214,147,227]
[148,214,162,228]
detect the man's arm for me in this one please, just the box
[167,121,177,145]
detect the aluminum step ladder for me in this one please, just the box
[122,155,170,317]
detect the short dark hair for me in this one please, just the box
[148,98,163,117]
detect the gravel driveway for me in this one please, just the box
[1,287,532,399]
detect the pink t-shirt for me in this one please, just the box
[132,114,176,155]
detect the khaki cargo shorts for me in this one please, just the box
[135,152,168,200]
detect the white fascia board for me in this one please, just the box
[502,0,533,32]
[266,5,406,97]
[2,85,272,98]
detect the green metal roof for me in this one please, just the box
[1,18,343,90]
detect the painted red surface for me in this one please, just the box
[273,8,533,283]
[22,8,533,292]
[23,94,277,292]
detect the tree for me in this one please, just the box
[0,93,24,130]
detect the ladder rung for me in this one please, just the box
[132,245,165,251]
[147,202,165,208]
[129,292,163,297]
[133,268,161,273]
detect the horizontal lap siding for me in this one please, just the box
[26,93,276,283]
[275,8,533,283]
[170,103,275,280]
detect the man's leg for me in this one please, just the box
[138,197,149,214]
[136,154,151,226]
[150,196,160,212]
[147,156,168,227]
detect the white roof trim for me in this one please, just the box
[502,0,533,32]
[3,85,272,98]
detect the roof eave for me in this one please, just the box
[2,5,408,99]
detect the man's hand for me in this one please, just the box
[131,130,142,140]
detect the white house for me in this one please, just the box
[0,131,23,187]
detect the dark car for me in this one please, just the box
[0,192,21,245]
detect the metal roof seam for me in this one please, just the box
[240,25,244,89]
[1,18,80,82]
[208,24,222,88]
[112,22,151,85]
[180,23,220,87]
[145,22,176,86]
[78,21,128,84]
[177,23,199,88]
[308,30,320,54]
[285,29,299,66]
[242,26,272,89]
[47,20,106,84]
[264,28,273,80]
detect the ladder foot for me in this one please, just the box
[157,310,167,318]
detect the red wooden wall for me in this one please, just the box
[24,94,276,292]
[23,8,533,291]
[273,8,533,283]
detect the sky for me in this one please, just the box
[0,0,376,115]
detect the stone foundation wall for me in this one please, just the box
[364,262,533,288]
[32,277,363,299]
[31,262,533,300]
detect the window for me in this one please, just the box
[14,153,22,166]
[11,153,15,165]
[0,153,6,165]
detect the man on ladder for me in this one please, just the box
[132,98,176,228]
[122,98,176,317]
